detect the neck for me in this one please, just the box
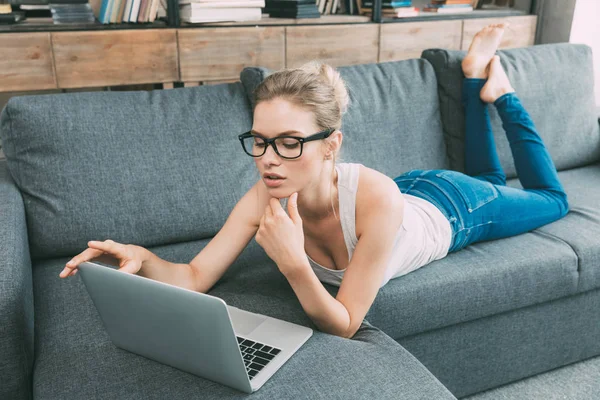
[297,162,338,221]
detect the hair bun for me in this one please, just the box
[300,61,350,115]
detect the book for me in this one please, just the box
[361,0,414,9]
[425,2,473,7]
[180,5,261,22]
[363,5,417,17]
[148,0,160,21]
[266,8,318,17]
[431,0,471,3]
[182,0,263,7]
[422,4,472,12]
[129,0,140,21]
[122,0,133,21]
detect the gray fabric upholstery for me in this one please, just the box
[0,84,257,261]
[400,287,600,398]
[241,58,451,180]
[506,164,600,293]
[421,43,600,178]
[0,161,34,400]
[32,240,456,400]
[240,66,270,110]
[365,226,578,339]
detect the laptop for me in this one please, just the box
[77,260,313,393]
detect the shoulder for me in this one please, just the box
[355,164,404,239]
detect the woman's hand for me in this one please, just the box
[59,239,148,278]
[255,192,309,277]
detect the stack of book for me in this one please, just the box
[358,0,418,18]
[422,0,473,14]
[0,2,26,23]
[180,0,264,23]
[264,0,318,18]
[50,0,95,24]
[98,0,164,23]
[315,0,338,15]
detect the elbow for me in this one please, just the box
[341,320,360,339]
[342,326,359,339]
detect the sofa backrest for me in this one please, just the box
[0,84,257,260]
[422,43,600,178]
[241,58,450,180]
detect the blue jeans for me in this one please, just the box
[393,78,569,253]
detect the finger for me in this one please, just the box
[60,247,104,278]
[270,198,286,217]
[87,239,126,259]
[265,203,273,219]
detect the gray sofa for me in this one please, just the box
[1,42,599,399]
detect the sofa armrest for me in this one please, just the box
[0,160,34,400]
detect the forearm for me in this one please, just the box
[138,248,197,292]
[284,262,351,338]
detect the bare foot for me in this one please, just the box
[461,23,509,79]
[480,55,515,103]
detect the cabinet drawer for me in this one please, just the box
[0,33,56,92]
[462,15,537,50]
[52,29,178,88]
[380,20,462,62]
[286,24,379,68]
[178,27,285,81]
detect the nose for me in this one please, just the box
[261,142,281,163]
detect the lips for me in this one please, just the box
[263,173,285,179]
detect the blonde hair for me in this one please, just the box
[252,61,350,220]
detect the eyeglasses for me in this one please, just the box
[238,128,335,160]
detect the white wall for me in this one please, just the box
[569,0,600,106]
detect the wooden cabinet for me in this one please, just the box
[52,29,178,88]
[462,15,537,50]
[0,15,538,92]
[178,27,285,82]
[286,24,379,68]
[0,33,56,92]
[379,20,462,62]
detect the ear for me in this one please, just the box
[331,130,343,154]
[324,130,342,159]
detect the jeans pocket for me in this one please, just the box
[435,170,499,213]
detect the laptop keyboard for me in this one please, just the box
[236,336,282,380]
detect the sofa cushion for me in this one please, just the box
[33,240,457,399]
[506,164,600,293]
[421,43,600,178]
[365,227,579,339]
[241,58,450,180]
[0,84,257,260]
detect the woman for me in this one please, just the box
[60,23,569,339]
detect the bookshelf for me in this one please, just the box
[0,12,536,92]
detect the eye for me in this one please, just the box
[281,139,300,149]
[253,137,266,147]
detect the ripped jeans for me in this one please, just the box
[393,78,569,253]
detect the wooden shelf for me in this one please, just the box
[0,10,529,32]
[0,14,538,92]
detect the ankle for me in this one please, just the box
[493,91,515,106]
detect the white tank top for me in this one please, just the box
[281,162,452,288]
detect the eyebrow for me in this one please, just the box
[250,129,304,138]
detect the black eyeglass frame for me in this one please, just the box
[238,128,335,160]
